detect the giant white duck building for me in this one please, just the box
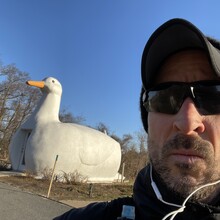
[9,77,122,182]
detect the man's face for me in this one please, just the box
[148,49,220,201]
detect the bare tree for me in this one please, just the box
[134,128,149,177]
[59,108,85,124]
[0,64,41,161]
[95,122,110,134]
[112,129,149,180]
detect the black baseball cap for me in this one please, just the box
[141,18,220,90]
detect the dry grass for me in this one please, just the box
[0,175,133,202]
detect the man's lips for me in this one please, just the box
[169,150,204,163]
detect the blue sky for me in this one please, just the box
[0,0,220,137]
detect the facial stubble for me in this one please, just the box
[148,134,220,202]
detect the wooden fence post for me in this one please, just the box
[47,155,58,198]
[121,162,125,183]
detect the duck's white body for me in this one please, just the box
[9,77,121,182]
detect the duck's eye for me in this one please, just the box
[52,80,55,83]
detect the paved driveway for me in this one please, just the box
[0,182,71,220]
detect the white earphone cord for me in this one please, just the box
[150,164,220,220]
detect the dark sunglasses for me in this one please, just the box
[143,80,220,115]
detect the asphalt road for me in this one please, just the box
[0,182,72,220]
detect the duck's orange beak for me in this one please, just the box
[26,80,45,88]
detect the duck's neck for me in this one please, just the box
[34,93,61,122]
[22,92,61,129]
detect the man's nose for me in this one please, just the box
[173,98,205,134]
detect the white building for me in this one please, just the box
[9,77,121,183]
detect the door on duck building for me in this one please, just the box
[18,131,31,171]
